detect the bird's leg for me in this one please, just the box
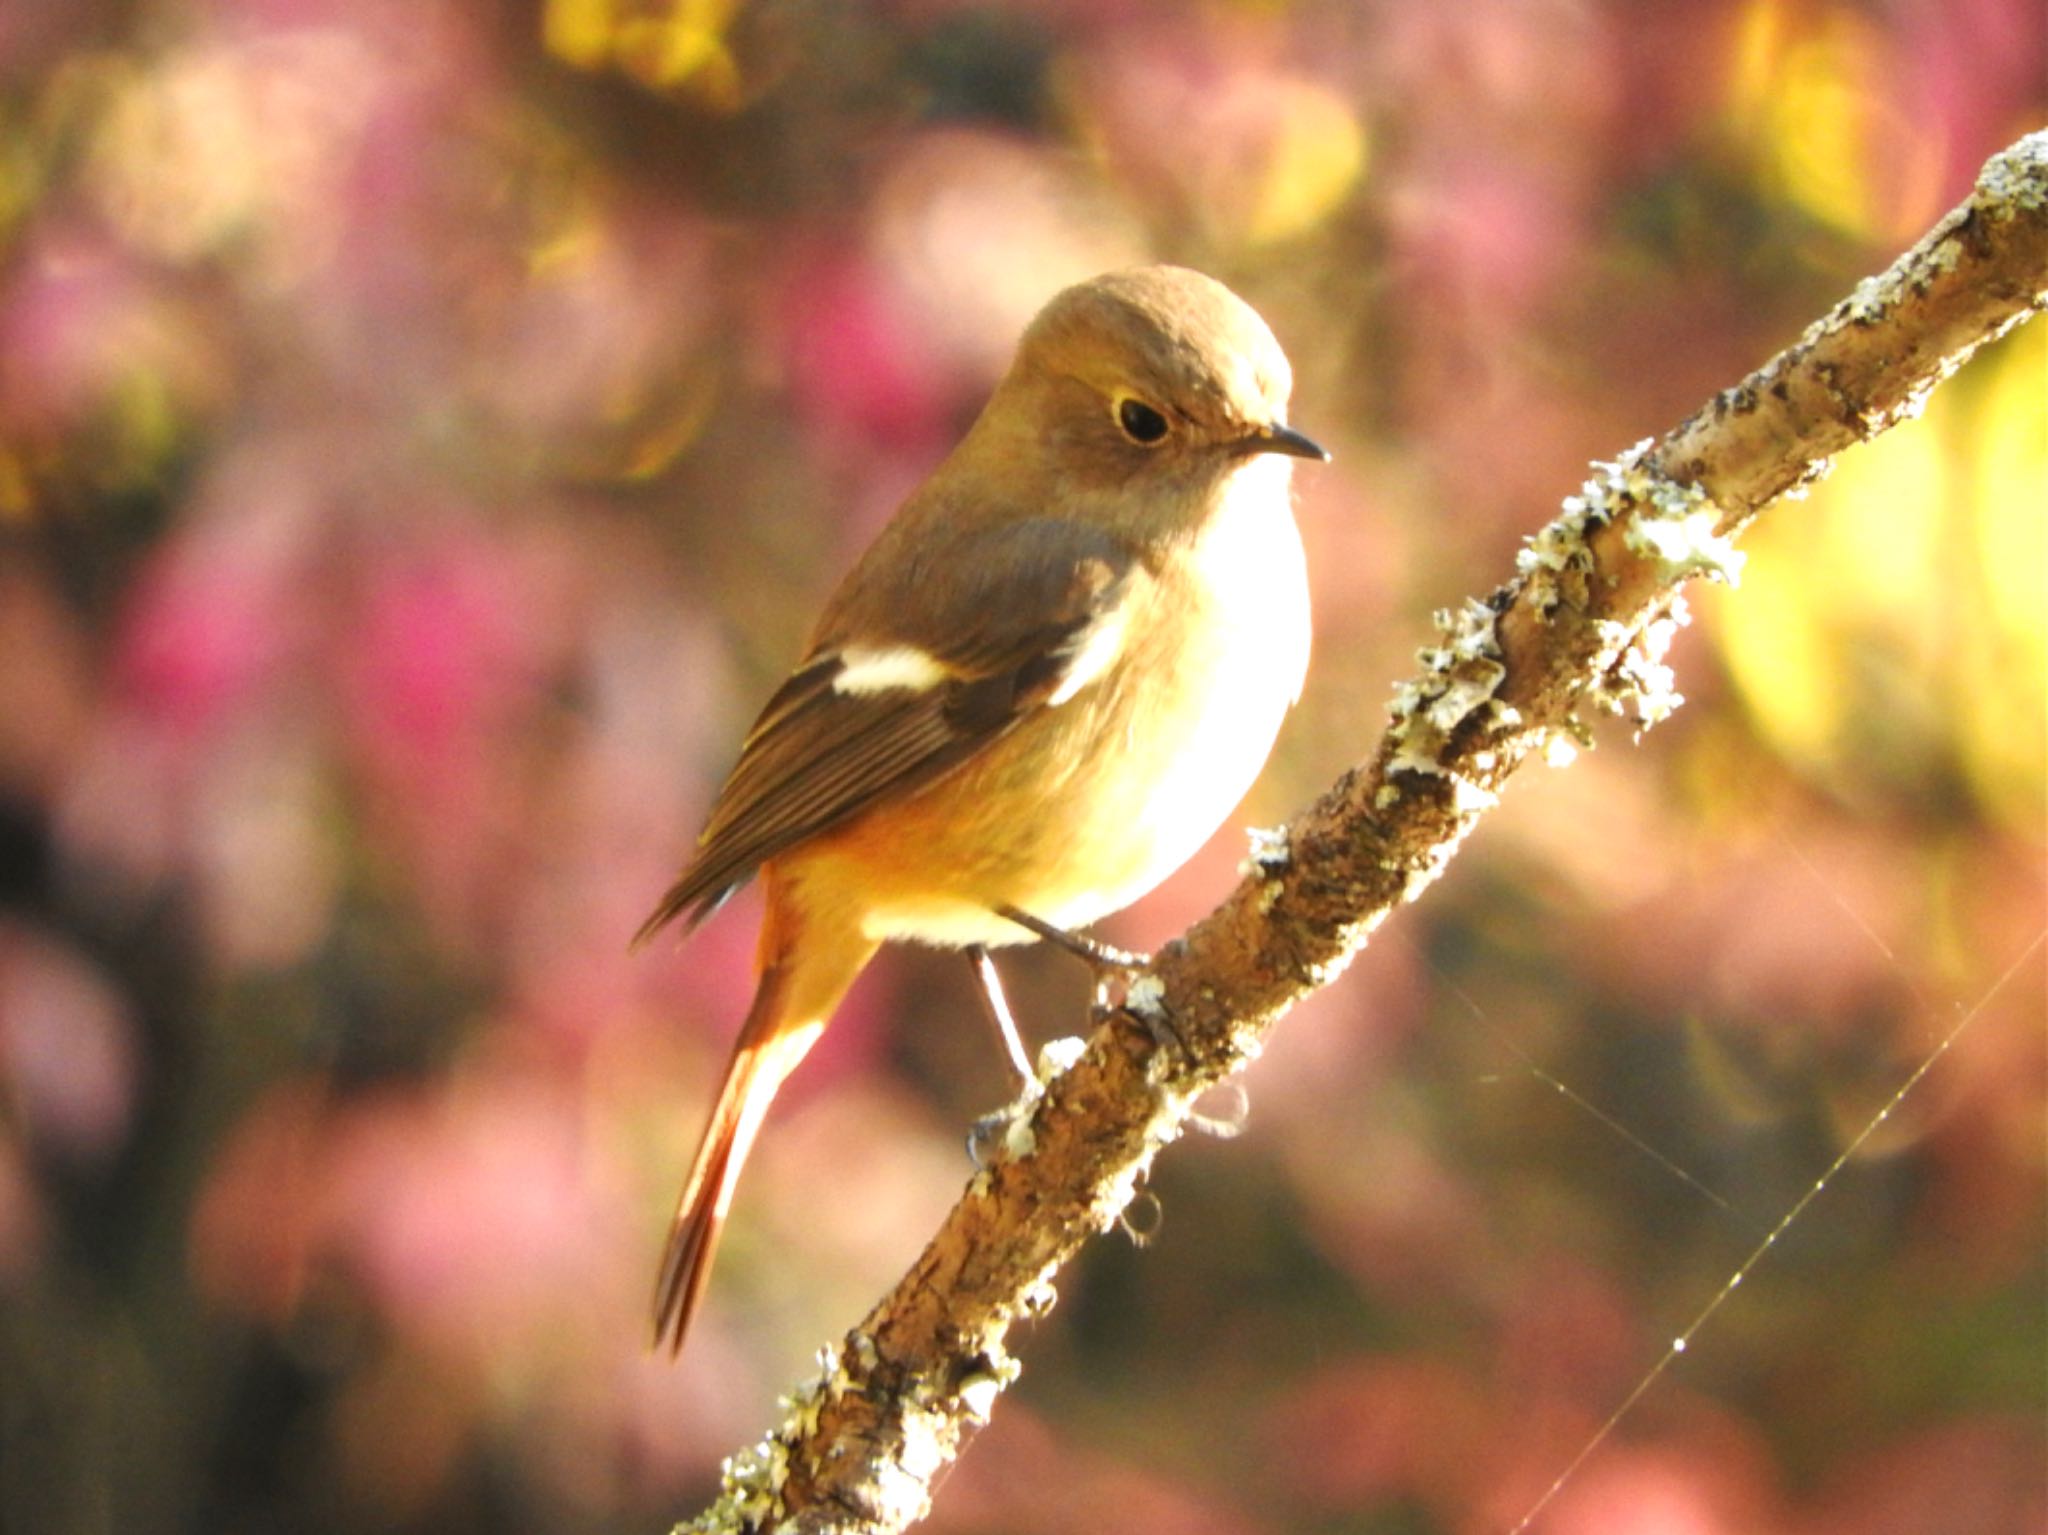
[963,944,1049,1170]
[995,904,1148,1009]
[964,943,1034,1090]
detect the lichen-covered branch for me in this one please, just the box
[682,130,2048,1535]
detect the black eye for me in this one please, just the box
[1116,397,1170,445]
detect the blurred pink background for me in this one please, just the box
[0,2,2041,1532]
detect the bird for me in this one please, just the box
[635,264,1326,1356]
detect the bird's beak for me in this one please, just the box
[1251,422,1331,462]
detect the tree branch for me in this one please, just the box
[682,129,2048,1535]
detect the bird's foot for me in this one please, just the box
[995,904,1150,1009]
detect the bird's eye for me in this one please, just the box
[1115,396,1170,445]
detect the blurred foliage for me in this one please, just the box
[0,2,2042,1533]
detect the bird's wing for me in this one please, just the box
[634,518,1139,944]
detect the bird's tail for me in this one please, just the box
[651,962,825,1356]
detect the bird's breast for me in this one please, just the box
[1064,453,1309,906]
[1179,453,1313,710]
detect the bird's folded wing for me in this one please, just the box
[634,518,1138,944]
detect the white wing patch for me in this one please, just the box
[1047,607,1129,707]
[832,645,952,695]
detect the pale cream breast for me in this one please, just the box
[1039,453,1309,923]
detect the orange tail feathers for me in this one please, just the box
[651,901,873,1357]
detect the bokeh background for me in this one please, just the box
[1,2,2042,1532]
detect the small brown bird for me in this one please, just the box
[637,265,1325,1355]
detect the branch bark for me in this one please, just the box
[682,129,2048,1535]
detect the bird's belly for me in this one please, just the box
[1023,618,1301,926]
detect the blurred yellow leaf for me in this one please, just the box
[1727,0,1786,119]
[1713,521,1842,768]
[1247,80,1367,246]
[1709,334,2044,824]
[543,0,615,71]
[1958,337,2048,832]
[542,0,743,109]
[1766,22,1881,234]
[1969,336,2048,667]
[1811,390,1948,635]
[1725,1,1945,241]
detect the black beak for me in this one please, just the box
[1253,422,1331,462]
